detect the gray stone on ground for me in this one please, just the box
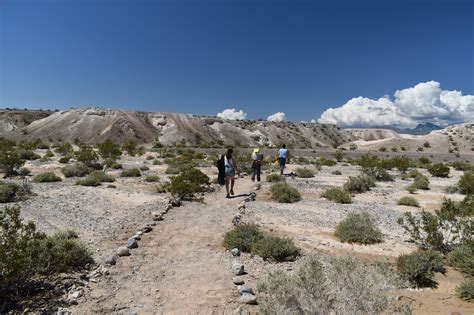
[132,234,141,240]
[232,262,245,276]
[231,248,241,256]
[104,255,116,265]
[117,246,130,256]
[141,225,153,233]
[233,276,245,285]
[152,212,163,221]
[127,238,138,249]
[239,293,257,304]
[238,285,254,295]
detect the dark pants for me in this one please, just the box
[278,157,286,175]
[251,164,261,181]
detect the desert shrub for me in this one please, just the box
[251,235,300,262]
[333,150,344,162]
[428,163,450,178]
[445,185,459,194]
[364,167,394,182]
[455,278,474,301]
[331,170,342,175]
[146,155,154,160]
[0,146,25,177]
[349,143,358,150]
[316,157,337,167]
[103,158,122,169]
[321,187,352,204]
[405,184,416,194]
[153,159,163,165]
[223,223,264,252]
[58,156,71,164]
[458,171,474,195]
[379,147,387,152]
[164,167,210,200]
[418,157,431,166]
[33,172,61,183]
[447,242,474,276]
[54,142,73,156]
[17,149,40,160]
[407,169,422,178]
[335,212,382,244]
[450,161,473,171]
[397,196,420,207]
[18,167,31,176]
[75,176,101,186]
[343,174,375,193]
[139,165,150,171]
[61,163,92,177]
[413,174,430,190]
[44,150,54,158]
[75,144,98,166]
[267,173,285,182]
[0,181,19,203]
[296,156,309,164]
[165,163,192,175]
[122,140,139,156]
[97,139,122,160]
[295,167,315,178]
[270,183,301,203]
[120,168,142,177]
[88,170,115,182]
[0,206,93,307]
[145,175,160,182]
[396,250,445,287]
[258,255,402,314]
[36,230,93,273]
[398,196,473,252]
[423,141,431,148]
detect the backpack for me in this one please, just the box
[216,155,225,185]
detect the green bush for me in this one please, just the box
[88,170,115,182]
[153,159,163,165]
[33,172,62,183]
[140,165,150,171]
[413,174,430,190]
[270,182,301,203]
[343,174,375,193]
[447,242,474,276]
[316,157,337,167]
[364,167,394,182]
[398,196,473,252]
[331,170,342,175]
[164,167,210,200]
[97,139,122,160]
[321,187,352,204]
[58,156,71,164]
[428,163,450,178]
[75,144,98,166]
[397,196,420,207]
[458,171,474,195]
[54,142,73,156]
[266,173,285,182]
[0,181,19,203]
[145,175,160,182]
[223,223,264,252]
[120,168,142,177]
[397,250,445,287]
[17,149,40,160]
[61,163,93,177]
[18,167,31,176]
[44,150,54,158]
[0,146,25,177]
[258,255,402,314]
[76,176,101,186]
[295,167,315,178]
[405,184,416,194]
[251,235,300,262]
[122,140,139,156]
[103,158,122,169]
[335,212,382,244]
[455,278,474,301]
[408,169,422,178]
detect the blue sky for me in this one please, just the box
[0,0,473,125]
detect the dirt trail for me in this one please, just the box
[73,178,256,314]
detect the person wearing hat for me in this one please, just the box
[251,147,264,182]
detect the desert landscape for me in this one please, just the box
[0,108,473,314]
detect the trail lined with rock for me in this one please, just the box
[71,180,256,314]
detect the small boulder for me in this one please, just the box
[169,197,181,207]
[231,248,241,257]
[152,212,163,221]
[132,234,141,240]
[104,255,116,266]
[141,225,153,233]
[239,293,257,305]
[232,214,241,226]
[127,238,138,249]
[117,246,130,256]
[238,285,255,295]
[233,276,245,285]
[232,263,245,276]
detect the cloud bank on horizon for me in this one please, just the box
[318,81,474,128]
[267,112,286,122]
[216,108,247,120]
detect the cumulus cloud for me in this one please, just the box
[216,108,247,120]
[267,112,286,122]
[318,81,474,128]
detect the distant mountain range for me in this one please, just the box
[364,123,443,135]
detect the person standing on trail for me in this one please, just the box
[224,148,238,198]
[277,144,289,175]
[251,147,263,182]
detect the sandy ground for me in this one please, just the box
[4,154,473,314]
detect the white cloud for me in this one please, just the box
[216,108,247,120]
[267,112,286,122]
[318,81,474,128]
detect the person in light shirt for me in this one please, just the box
[277,144,289,175]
